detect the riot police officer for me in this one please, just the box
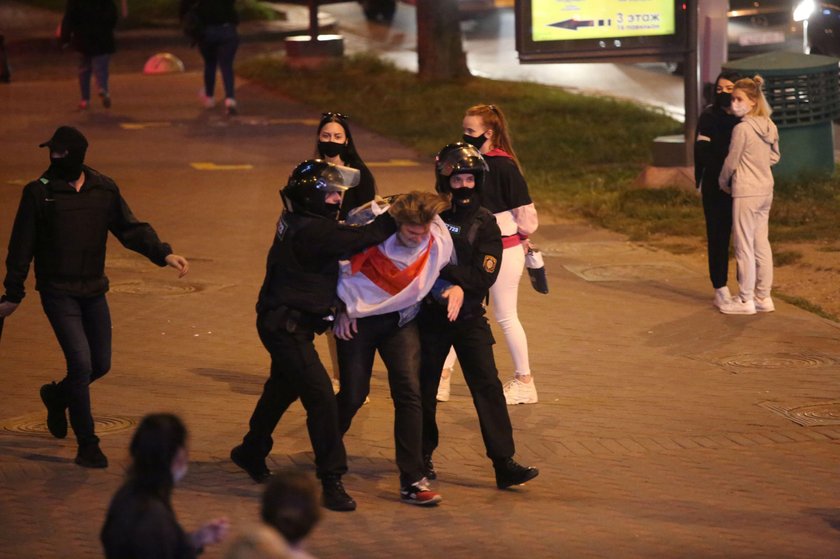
[230,160,396,512]
[419,143,539,490]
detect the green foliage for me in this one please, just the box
[238,54,692,239]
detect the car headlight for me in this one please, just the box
[793,0,816,22]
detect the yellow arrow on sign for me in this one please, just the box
[190,162,254,171]
[367,159,421,168]
[120,122,172,130]
[267,118,322,126]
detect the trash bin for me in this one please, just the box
[723,52,840,179]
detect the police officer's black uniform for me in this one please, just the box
[418,143,538,489]
[231,160,395,512]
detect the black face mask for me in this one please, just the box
[325,202,341,220]
[461,134,485,152]
[451,187,475,206]
[318,141,346,159]
[47,154,84,182]
[715,91,732,109]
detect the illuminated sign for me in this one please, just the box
[532,0,676,42]
[516,0,687,63]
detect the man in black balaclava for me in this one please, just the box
[0,125,190,469]
[417,143,539,491]
[694,71,743,309]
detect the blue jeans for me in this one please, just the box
[39,292,112,446]
[336,313,424,485]
[78,53,110,101]
[198,24,239,100]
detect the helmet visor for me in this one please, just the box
[317,164,360,192]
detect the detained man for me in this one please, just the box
[334,191,452,506]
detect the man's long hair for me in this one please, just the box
[388,191,450,226]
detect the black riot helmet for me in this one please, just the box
[434,142,488,196]
[281,159,360,218]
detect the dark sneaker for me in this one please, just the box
[75,443,108,468]
[40,382,67,439]
[494,458,539,489]
[423,454,437,480]
[230,444,272,483]
[321,475,357,512]
[400,477,442,506]
[99,91,111,108]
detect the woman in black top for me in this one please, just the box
[101,414,229,559]
[694,70,742,308]
[314,112,377,220]
[180,0,240,115]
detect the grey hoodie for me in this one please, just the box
[719,115,780,197]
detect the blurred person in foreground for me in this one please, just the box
[101,413,229,558]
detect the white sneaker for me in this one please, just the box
[713,287,732,309]
[224,97,237,115]
[436,371,451,402]
[503,377,538,405]
[719,297,756,315]
[755,296,775,313]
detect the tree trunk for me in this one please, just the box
[416,0,471,81]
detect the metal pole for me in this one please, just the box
[684,0,698,165]
[309,0,319,41]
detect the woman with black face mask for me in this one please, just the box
[459,104,539,406]
[694,70,742,309]
[314,112,377,220]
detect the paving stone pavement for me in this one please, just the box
[2,35,840,559]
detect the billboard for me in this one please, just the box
[517,0,688,63]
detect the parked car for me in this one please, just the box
[728,0,840,58]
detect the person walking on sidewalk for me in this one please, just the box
[694,70,743,309]
[0,126,190,468]
[718,75,780,315]
[180,0,240,115]
[334,191,451,506]
[60,0,119,110]
[459,104,539,405]
[230,160,396,512]
[419,143,539,490]
[101,414,230,558]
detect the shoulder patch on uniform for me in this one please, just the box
[483,255,497,273]
[446,224,461,235]
[39,178,49,184]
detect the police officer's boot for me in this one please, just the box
[493,457,539,489]
[321,474,357,512]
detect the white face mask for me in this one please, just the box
[731,103,750,117]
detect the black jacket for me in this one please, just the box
[179,0,239,26]
[436,198,502,320]
[694,105,741,193]
[101,484,197,559]
[61,0,118,56]
[256,211,396,320]
[3,166,173,303]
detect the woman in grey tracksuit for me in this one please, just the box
[718,75,780,315]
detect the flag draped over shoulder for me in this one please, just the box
[338,215,453,318]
